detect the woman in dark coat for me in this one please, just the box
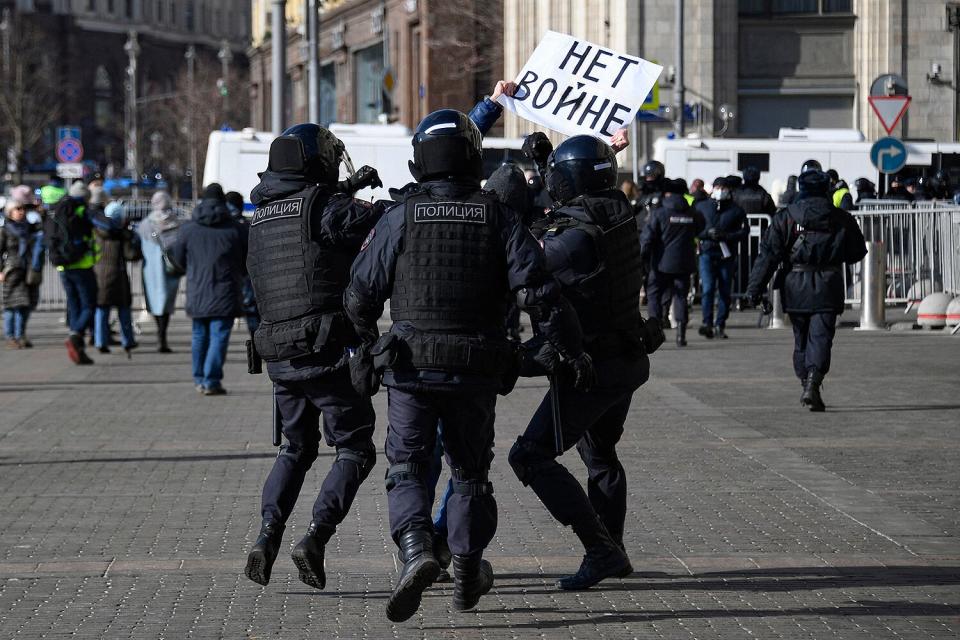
[93,201,142,354]
[1,199,44,348]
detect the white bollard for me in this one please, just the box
[857,241,887,331]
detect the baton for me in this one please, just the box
[272,386,282,447]
[549,374,563,456]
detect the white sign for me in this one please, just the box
[497,31,662,142]
[56,163,84,179]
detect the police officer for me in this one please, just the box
[641,178,706,346]
[509,133,653,591]
[696,177,747,339]
[635,160,665,230]
[826,169,854,211]
[854,178,877,205]
[733,166,776,215]
[344,110,588,621]
[745,169,867,411]
[243,124,385,589]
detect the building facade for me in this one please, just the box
[248,0,503,133]
[503,0,959,166]
[0,0,249,178]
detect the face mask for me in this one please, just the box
[712,189,730,201]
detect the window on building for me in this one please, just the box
[186,0,193,29]
[94,66,113,131]
[354,42,384,124]
[739,0,851,15]
[170,0,176,25]
[107,0,114,13]
[156,0,163,22]
[124,0,132,18]
[87,0,95,12]
[319,63,336,126]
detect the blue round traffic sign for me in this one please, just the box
[870,136,907,175]
[56,138,84,163]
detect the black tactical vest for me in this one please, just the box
[539,192,644,350]
[389,188,513,375]
[247,186,356,361]
[733,187,765,214]
[785,204,848,271]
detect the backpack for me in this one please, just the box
[46,199,88,266]
[153,225,185,277]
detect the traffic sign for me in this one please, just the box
[56,163,84,179]
[641,82,660,111]
[870,136,907,175]
[57,126,81,143]
[56,138,84,163]
[868,95,911,135]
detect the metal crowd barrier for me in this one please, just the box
[33,200,194,312]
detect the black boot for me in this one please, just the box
[385,530,440,623]
[557,517,632,591]
[452,553,494,611]
[244,521,284,586]
[676,325,687,347]
[291,521,333,590]
[433,530,452,583]
[801,370,826,412]
[156,314,172,353]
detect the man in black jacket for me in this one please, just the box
[171,183,246,395]
[733,166,776,215]
[746,170,867,411]
[695,177,747,339]
[641,179,706,346]
[243,124,386,592]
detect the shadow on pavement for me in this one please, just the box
[445,601,960,630]
[0,451,314,466]
[828,404,960,412]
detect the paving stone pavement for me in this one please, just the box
[0,310,957,639]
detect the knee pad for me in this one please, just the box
[450,467,494,497]
[508,437,555,486]
[335,445,377,480]
[384,461,427,492]
[279,443,319,468]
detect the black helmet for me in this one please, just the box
[641,160,665,181]
[854,177,875,192]
[268,123,344,185]
[798,169,829,197]
[409,109,483,182]
[800,158,822,174]
[545,135,618,203]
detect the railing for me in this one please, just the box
[32,200,194,312]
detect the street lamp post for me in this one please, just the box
[217,40,233,125]
[272,0,287,133]
[674,0,685,138]
[307,0,319,122]
[124,30,141,197]
[185,44,198,201]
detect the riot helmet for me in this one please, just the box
[641,160,665,182]
[268,123,346,186]
[409,109,483,182]
[800,158,822,174]
[545,135,618,203]
[797,169,829,198]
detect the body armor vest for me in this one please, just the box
[734,187,766,214]
[389,188,513,375]
[538,192,644,352]
[247,186,355,361]
[785,204,846,272]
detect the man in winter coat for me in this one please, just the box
[46,181,100,364]
[733,166,776,215]
[640,179,706,346]
[746,170,867,411]
[695,177,747,339]
[171,183,247,395]
[93,201,142,355]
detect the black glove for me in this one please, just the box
[531,339,561,376]
[522,132,553,165]
[337,165,383,194]
[706,227,726,241]
[760,297,774,315]
[348,343,380,397]
[567,352,596,392]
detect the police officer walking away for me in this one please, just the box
[746,169,867,411]
[509,133,656,591]
[641,179,706,346]
[243,124,385,589]
[345,110,587,621]
[733,166,776,215]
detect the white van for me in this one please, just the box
[203,125,525,205]
[653,128,960,199]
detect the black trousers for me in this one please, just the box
[384,386,497,556]
[509,354,649,543]
[789,312,838,379]
[260,368,376,530]
[647,270,691,328]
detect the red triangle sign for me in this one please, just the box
[868,96,911,135]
